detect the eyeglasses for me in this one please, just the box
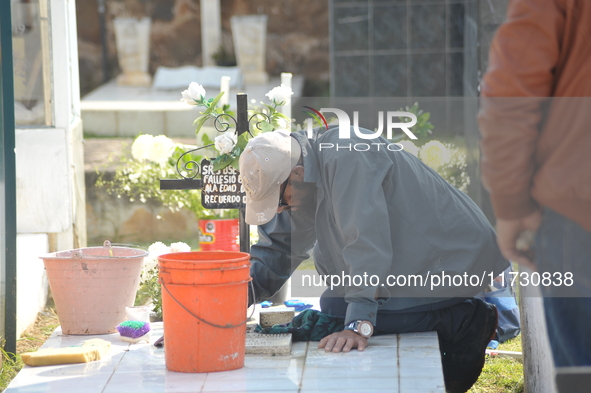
[278,178,289,208]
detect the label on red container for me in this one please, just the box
[199,219,240,251]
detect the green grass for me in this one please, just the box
[0,348,23,392]
[297,258,315,270]
[469,338,524,393]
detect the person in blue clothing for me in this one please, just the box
[239,126,509,393]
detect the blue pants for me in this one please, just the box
[534,208,591,367]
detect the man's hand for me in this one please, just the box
[495,210,542,271]
[318,330,368,353]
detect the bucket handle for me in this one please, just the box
[161,280,255,329]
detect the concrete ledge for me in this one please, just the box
[81,77,304,137]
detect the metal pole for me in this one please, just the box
[236,93,250,251]
[0,0,19,358]
[236,93,248,136]
[98,0,110,83]
[239,208,250,253]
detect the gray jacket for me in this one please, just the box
[250,127,509,326]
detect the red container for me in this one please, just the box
[198,219,239,251]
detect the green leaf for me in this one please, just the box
[193,114,207,126]
[211,154,233,172]
[262,103,276,114]
[230,156,241,170]
[236,132,250,150]
[201,133,213,146]
[207,92,225,113]
[419,112,430,122]
[194,115,210,134]
[230,145,242,157]
[273,112,291,122]
[260,121,274,132]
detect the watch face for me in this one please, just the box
[359,322,372,337]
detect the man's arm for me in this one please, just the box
[479,0,564,219]
[314,146,395,352]
[323,147,395,326]
[478,0,565,265]
[249,211,316,304]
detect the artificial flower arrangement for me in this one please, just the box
[135,241,191,319]
[400,139,470,193]
[181,82,293,171]
[96,82,294,220]
[392,103,470,193]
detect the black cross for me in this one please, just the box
[159,94,251,252]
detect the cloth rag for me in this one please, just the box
[255,309,344,341]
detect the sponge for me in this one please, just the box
[259,307,295,328]
[116,320,151,343]
[21,338,111,367]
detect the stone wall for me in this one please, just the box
[86,170,202,246]
[84,138,202,246]
[76,0,329,96]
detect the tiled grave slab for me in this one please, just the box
[6,322,444,393]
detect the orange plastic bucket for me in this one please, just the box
[198,219,240,251]
[158,251,251,373]
[158,251,247,270]
[160,265,249,285]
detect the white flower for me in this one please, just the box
[419,140,452,169]
[131,134,174,163]
[147,135,175,164]
[181,82,206,105]
[265,85,293,105]
[214,133,237,154]
[274,116,290,129]
[399,140,419,157]
[129,172,141,183]
[131,134,154,161]
[148,241,170,258]
[170,242,191,253]
[142,241,170,278]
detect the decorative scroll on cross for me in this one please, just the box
[159,93,266,252]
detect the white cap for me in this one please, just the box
[239,129,301,225]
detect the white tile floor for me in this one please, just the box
[5,321,445,393]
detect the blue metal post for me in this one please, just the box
[0,0,18,356]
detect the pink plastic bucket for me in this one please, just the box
[40,244,148,335]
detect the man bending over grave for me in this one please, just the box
[239,126,509,393]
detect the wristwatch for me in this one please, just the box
[344,320,374,338]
